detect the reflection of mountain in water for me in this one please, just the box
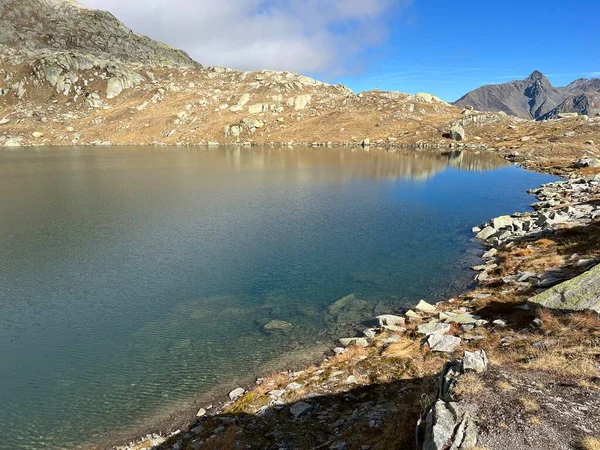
[0,147,508,182]
[217,147,509,182]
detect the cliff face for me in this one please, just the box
[455,71,600,120]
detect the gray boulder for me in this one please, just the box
[462,350,488,374]
[418,322,452,336]
[449,125,465,141]
[528,264,600,313]
[574,157,600,168]
[290,401,312,418]
[427,334,461,353]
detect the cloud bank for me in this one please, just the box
[80,0,408,76]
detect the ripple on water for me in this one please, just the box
[0,146,559,449]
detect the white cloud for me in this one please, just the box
[79,0,410,76]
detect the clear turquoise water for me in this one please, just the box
[0,147,556,449]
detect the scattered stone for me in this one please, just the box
[447,314,478,326]
[416,300,437,313]
[427,334,461,353]
[228,388,245,401]
[362,328,377,339]
[376,314,406,328]
[339,337,369,348]
[418,322,452,336]
[476,226,496,240]
[289,401,312,418]
[462,350,488,373]
[491,215,513,229]
[285,382,304,391]
[405,310,421,319]
[196,408,206,417]
[493,319,507,327]
[574,157,600,168]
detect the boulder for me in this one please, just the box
[574,157,600,168]
[528,264,600,313]
[449,125,465,141]
[476,226,496,240]
[418,322,452,336]
[491,215,513,230]
[289,401,312,418]
[427,334,461,353]
[288,94,312,110]
[228,388,245,401]
[462,350,488,373]
[237,93,251,106]
[4,138,20,147]
[416,300,437,313]
[106,77,123,99]
[376,314,406,328]
[339,337,369,348]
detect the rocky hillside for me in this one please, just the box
[0,0,198,66]
[455,71,600,120]
[1,0,600,166]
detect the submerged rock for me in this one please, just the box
[263,320,293,332]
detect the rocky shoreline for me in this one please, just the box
[110,158,600,450]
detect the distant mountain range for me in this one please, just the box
[454,71,600,120]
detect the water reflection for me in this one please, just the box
[0,146,508,181]
[0,146,546,450]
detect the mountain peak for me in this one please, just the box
[526,70,546,81]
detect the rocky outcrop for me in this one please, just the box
[528,264,600,313]
[0,0,199,67]
[420,351,488,450]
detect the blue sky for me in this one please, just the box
[336,0,600,100]
[83,0,599,102]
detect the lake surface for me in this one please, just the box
[0,146,556,449]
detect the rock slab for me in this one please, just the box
[528,264,600,313]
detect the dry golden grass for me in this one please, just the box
[383,338,420,359]
[537,238,557,247]
[330,345,370,365]
[579,437,600,450]
[519,397,539,412]
[496,380,515,391]
[538,308,563,333]
[569,312,600,331]
[202,425,239,450]
[522,350,599,379]
[453,373,484,397]
[527,415,542,426]
[255,372,290,395]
